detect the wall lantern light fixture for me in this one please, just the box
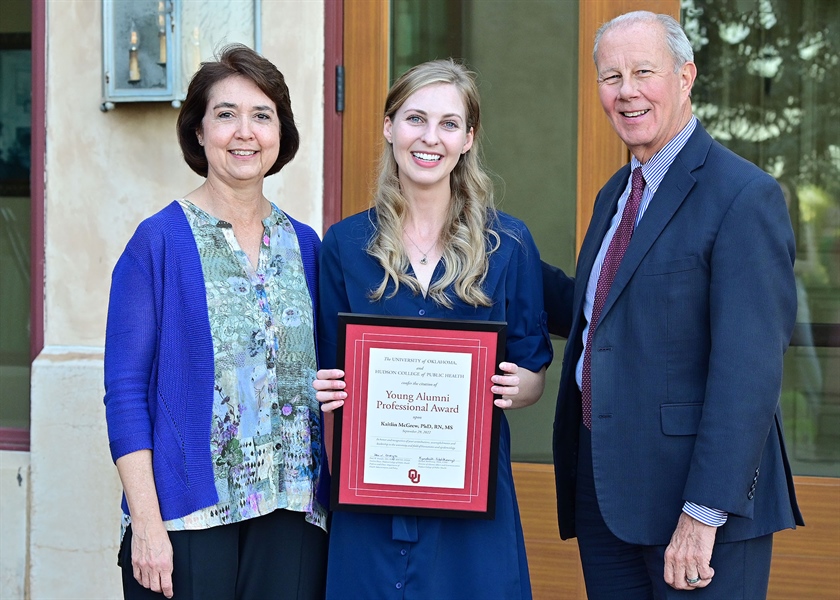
[101,0,261,111]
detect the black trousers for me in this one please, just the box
[120,509,327,600]
[575,425,773,600]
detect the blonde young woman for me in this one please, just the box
[314,59,552,600]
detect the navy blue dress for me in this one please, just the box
[318,209,552,600]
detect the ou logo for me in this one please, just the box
[408,469,421,484]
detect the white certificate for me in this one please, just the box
[363,347,472,488]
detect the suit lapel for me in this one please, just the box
[596,124,714,325]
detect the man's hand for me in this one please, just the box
[664,512,716,590]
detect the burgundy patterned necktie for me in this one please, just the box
[581,167,645,429]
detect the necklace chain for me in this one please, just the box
[403,229,438,266]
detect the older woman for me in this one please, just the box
[104,45,327,599]
[314,59,552,599]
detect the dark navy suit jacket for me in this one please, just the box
[544,122,804,546]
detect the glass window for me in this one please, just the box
[0,27,31,431]
[390,0,579,462]
[685,0,840,476]
[391,0,463,83]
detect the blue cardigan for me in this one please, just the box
[104,201,328,520]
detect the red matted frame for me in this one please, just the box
[332,313,505,519]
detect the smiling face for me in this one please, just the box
[197,75,280,186]
[383,83,474,197]
[596,21,696,163]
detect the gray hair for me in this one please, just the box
[593,11,694,73]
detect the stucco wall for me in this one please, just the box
[261,1,326,232]
[26,1,325,597]
[0,451,29,598]
[43,1,325,350]
[29,349,120,599]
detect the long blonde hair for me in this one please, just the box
[368,59,499,308]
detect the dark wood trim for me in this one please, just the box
[770,477,840,599]
[577,3,627,253]
[30,0,45,363]
[341,0,389,219]
[323,0,343,234]
[575,0,679,252]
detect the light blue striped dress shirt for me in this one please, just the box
[575,116,727,528]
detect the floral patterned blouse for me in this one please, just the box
[165,199,326,531]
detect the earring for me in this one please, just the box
[197,137,204,146]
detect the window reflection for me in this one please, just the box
[685,0,840,476]
[390,0,463,83]
[0,33,31,430]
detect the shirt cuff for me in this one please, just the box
[683,502,728,527]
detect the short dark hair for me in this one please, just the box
[176,44,299,178]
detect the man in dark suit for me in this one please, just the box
[543,10,803,598]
